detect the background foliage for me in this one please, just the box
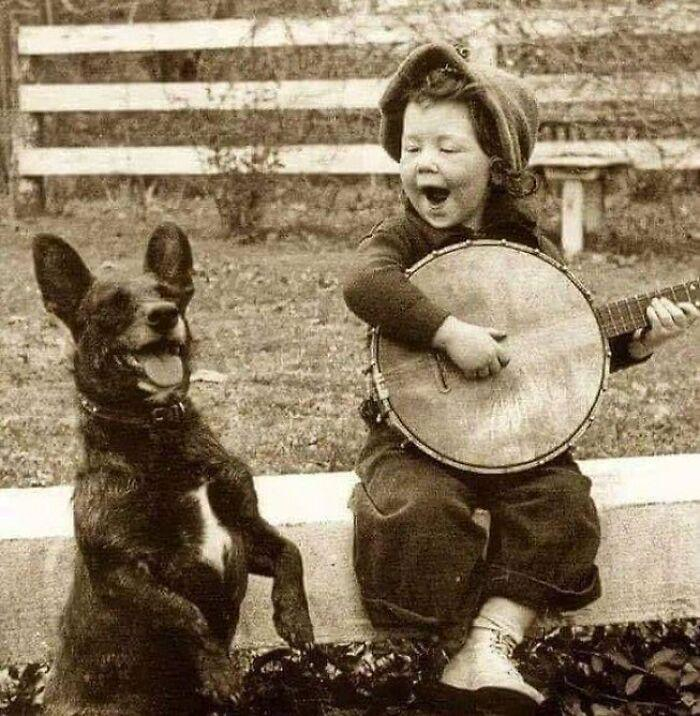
[2,621,699,714]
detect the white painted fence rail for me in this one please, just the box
[17,140,700,177]
[18,72,700,113]
[16,5,700,56]
[1,454,698,664]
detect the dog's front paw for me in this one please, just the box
[197,644,243,707]
[273,600,315,649]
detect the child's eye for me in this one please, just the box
[440,146,459,154]
[403,145,419,154]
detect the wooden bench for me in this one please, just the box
[8,2,700,254]
[1,453,698,665]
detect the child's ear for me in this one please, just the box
[33,234,93,338]
[144,222,194,310]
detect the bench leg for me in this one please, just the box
[545,167,605,257]
[561,178,584,257]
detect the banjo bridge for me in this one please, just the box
[431,351,451,393]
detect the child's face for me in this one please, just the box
[400,99,491,230]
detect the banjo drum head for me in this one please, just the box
[373,241,608,473]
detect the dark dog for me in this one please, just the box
[33,224,314,715]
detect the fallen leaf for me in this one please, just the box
[191,369,228,383]
[625,673,644,695]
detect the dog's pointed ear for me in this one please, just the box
[144,222,194,310]
[33,234,93,338]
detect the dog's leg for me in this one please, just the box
[93,562,243,706]
[210,467,315,647]
[241,519,315,648]
[248,524,315,648]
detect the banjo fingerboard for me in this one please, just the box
[595,278,700,338]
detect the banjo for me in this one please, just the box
[370,240,699,474]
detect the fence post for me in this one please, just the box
[0,5,12,190]
[9,18,45,218]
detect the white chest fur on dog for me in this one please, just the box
[192,484,232,574]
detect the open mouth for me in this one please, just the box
[123,339,185,389]
[421,186,450,206]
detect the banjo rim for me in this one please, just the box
[369,239,611,474]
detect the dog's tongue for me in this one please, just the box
[140,353,183,388]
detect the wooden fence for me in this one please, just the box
[9,2,700,253]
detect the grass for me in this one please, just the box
[0,183,698,489]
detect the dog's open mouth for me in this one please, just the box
[125,340,184,388]
[421,186,450,206]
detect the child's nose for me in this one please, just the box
[415,148,439,172]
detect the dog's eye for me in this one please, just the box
[93,287,133,329]
[157,284,179,301]
[158,282,193,310]
[111,288,132,311]
[98,287,131,312]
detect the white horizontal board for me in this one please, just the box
[2,454,699,541]
[1,455,699,661]
[15,144,397,175]
[15,13,491,55]
[533,71,700,104]
[16,139,700,177]
[19,72,700,113]
[534,139,700,171]
[18,4,699,56]
[19,79,386,112]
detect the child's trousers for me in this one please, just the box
[350,423,601,645]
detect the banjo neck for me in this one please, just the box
[594,277,700,338]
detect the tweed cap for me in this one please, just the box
[380,42,539,173]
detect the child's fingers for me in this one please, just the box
[677,301,700,323]
[647,297,687,332]
[472,355,503,380]
[663,298,694,328]
[488,354,502,375]
[652,297,681,329]
[496,343,510,367]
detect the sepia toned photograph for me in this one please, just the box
[0,0,698,714]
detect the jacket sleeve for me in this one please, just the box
[608,333,652,372]
[343,220,450,347]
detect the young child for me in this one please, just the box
[343,42,698,713]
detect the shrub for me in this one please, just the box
[3,621,697,715]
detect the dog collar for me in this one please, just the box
[78,394,187,427]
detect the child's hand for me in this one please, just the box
[432,315,510,379]
[630,296,699,358]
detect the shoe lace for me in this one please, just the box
[487,630,523,680]
[491,630,517,658]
